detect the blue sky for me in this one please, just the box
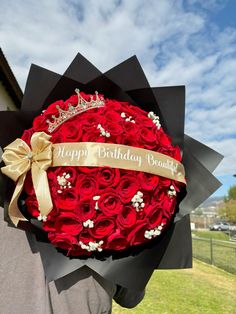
[0,0,235,198]
[206,0,236,28]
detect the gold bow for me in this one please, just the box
[1,132,53,226]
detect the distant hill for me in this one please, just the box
[195,197,224,216]
[201,196,224,208]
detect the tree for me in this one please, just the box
[219,185,236,223]
[225,185,236,201]
[219,200,236,223]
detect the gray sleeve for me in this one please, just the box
[0,209,116,314]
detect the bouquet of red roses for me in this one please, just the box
[0,53,222,290]
[16,90,184,256]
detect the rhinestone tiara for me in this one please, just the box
[46,89,105,133]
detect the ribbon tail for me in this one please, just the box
[8,174,28,226]
[32,165,53,217]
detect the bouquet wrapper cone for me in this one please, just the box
[0,53,223,291]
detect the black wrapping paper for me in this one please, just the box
[0,53,223,291]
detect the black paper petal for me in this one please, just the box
[152,86,185,150]
[184,134,223,173]
[105,56,150,90]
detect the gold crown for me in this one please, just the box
[46,89,105,133]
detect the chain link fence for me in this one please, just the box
[192,236,236,274]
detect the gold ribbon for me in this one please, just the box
[53,143,186,184]
[1,131,186,226]
[1,132,53,226]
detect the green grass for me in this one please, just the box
[192,230,236,274]
[192,230,230,241]
[192,238,236,274]
[112,259,236,314]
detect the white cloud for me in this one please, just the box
[207,138,236,176]
[0,0,235,177]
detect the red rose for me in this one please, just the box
[122,121,139,137]
[47,169,59,199]
[45,99,65,117]
[145,205,163,229]
[171,181,181,193]
[38,101,66,133]
[127,221,148,246]
[107,232,128,250]
[24,173,35,196]
[153,190,176,217]
[117,205,137,230]
[135,115,154,128]
[77,166,97,174]
[49,130,63,143]
[89,215,115,239]
[118,134,140,147]
[55,189,79,211]
[32,115,48,132]
[105,122,123,136]
[59,122,83,142]
[103,110,123,123]
[46,207,58,219]
[158,131,172,148]
[139,127,157,149]
[161,195,176,216]
[79,110,106,127]
[119,103,137,118]
[172,146,182,161]
[128,103,146,116]
[48,232,77,251]
[76,199,96,221]
[134,192,151,220]
[76,174,97,199]
[81,127,105,142]
[105,99,121,111]
[25,196,39,217]
[65,94,78,105]
[78,230,95,244]
[55,212,83,235]
[159,178,172,188]
[138,172,159,191]
[21,128,34,146]
[117,175,139,203]
[54,167,78,185]
[98,189,122,216]
[79,91,101,102]
[97,167,120,188]
[42,219,56,232]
